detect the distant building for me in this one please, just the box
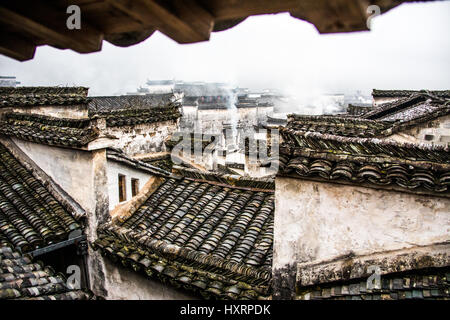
[129,81,276,177]
[0,76,20,87]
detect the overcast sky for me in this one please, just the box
[0,1,449,97]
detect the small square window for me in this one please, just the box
[131,178,140,197]
[118,174,126,202]
[424,134,434,141]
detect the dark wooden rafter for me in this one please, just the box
[0,2,103,55]
[106,0,214,43]
[290,0,370,33]
[201,0,303,20]
[0,0,433,61]
[0,31,35,61]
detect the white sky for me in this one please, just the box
[0,1,449,97]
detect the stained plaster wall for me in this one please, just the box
[238,106,273,126]
[388,114,450,146]
[273,176,450,271]
[12,139,96,214]
[103,258,198,300]
[107,160,153,211]
[104,120,178,156]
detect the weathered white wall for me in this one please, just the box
[12,138,96,214]
[238,106,273,125]
[389,114,450,146]
[107,160,153,211]
[103,259,198,300]
[373,97,399,106]
[104,120,178,156]
[274,177,450,268]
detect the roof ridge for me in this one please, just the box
[171,166,275,191]
[0,86,89,94]
[363,94,427,120]
[97,223,272,284]
[372,89,450,98]
[0,86,90,108]
[288,114,390,123]
[3,112,92,128]
[106,149,172,176]
[280,127,450,164]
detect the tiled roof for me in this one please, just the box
[0,87,89,108]
[108,150,200,175]
[0,245,91,300]
[174,167,275,190]
[286,95,449,139]
[94,105,181,127]
[297,267,450,300]
[267,116,287,125]
[0,113,99,148]
[93,169,274,299]
[346,104,374,116]
[139,154,174,172]
[362,94,450,122]
[279,129,450,194]
[88,94,176,113]
[280,129,449,163]
[372,89,450,99]
[0,142,83,253]
[106,149,172,176]
[286,114,394,137]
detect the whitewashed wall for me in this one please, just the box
[389,114,450,146]
[12,139,96,214]
[103,259,198,300]
[274,177,450,269]
[373,97,399,106]
[106,160,153,211]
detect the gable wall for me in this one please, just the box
[388,114,450,146]
[272,176,450,299]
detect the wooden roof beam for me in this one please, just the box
[0,5,103,54]
[203,0,302,20]
[290,0,370,33]
[107,0,214,43]
[0,32,36,61]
